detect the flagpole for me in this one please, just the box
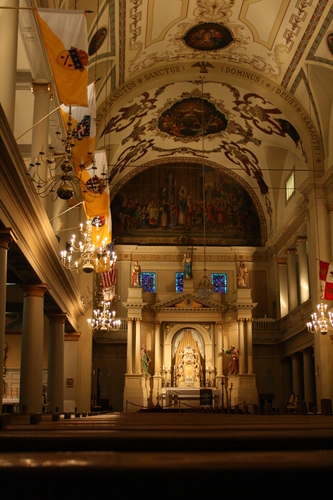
[49,201,82,223]
[15,106,60,141]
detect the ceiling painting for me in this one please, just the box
[183,22,234,51]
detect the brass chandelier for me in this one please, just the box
[60,219,116,274]
[87,300,121,331]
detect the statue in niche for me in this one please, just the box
[174,330,202,387]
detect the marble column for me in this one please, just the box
[238,319,246,374]
[126,318,133,374]
[0,0,19,130]
[20,284,49,413]
[296,236,310,304]
[246,319,253,374]
[135,319,141,374]
[154,321,161,374]
[47,313,66,413]
[285,248,298,311]
[277,258,289,317]
[302,347,316,407]
[0,229,17,413]
[291,353,303,400]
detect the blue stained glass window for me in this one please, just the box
[211,273,227,293]
[140,272,155,293]
[176,272,183,293]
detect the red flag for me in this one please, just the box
[319,260,333,300]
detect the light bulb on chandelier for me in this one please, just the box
[60,219,117,274]
[87,301,121,331]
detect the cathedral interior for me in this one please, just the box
[1,0,333,495]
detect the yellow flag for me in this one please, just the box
[36,8,88,106]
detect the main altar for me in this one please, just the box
[123,278,259,412]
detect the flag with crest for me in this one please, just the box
[60,81,96,173]
[319,261,333,300]
[35,8,88,106]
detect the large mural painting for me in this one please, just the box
[112,164,262,246]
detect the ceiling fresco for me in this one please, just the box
[49,0,332,245]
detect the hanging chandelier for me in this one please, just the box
[197,75,213,300]
[307,289,333,336]
[26,106,84,200]
[60,219,116,273]
[87,301,121,331]
[26,107,106,202]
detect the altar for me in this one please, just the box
[161,387,220,409]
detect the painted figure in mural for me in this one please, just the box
[222,347,239,375]
[237,261,248,287]
[131,261,141,287]
[141,345,151,375]
[183,252,193,279]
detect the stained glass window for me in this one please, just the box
[176,272,183,293]
[211,273,227,293]
[140,272,155,293]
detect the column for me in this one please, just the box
[0,0,19,130]
[238,319,246,374]
[0,229,17,414]
[20,284,49,413]
[285,248,298,311]
[246,319,253,374]
[154,321,161,374]
[302,347,316,407]
[126,318,133,374]
[30,82,52,164]
[296,236,310,304]
[135,319,141,374]
[291,353,303,400]
[277,258,289,317]
[47,313,66,413]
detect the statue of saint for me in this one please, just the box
[183,252,193,279]
[237,261,248,287]
[141,345,151,375]
[222,346,239,375]
[131,260,141,287]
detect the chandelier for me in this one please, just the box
[87,301,121,331]
[26,107,105,202]
[26,107,82,200]
[197,75,214,300]
[307,289,333,335]
[60,219,116,273]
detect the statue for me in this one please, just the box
[131,260,141,287]
[222,346,239,375]
[141,345,151,375]
[237,261,248,287]
[183,252,193,279]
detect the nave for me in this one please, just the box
[1,409,333,499]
